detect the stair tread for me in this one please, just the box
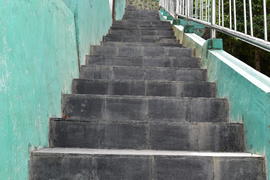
[81,65,204,70]
[72,79,216,97]
[33,148,262,157]
[73,78,211,84]
[51,118,235,124]
[64,93,224,100]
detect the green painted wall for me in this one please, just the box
[115,0,127,20]
[63,0,126,65]
[173,24,270,178]
[206,51,270,178]
[0,0,125,179]
[0,1,78,179]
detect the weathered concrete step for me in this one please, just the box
[123,14,160,19]
[124,11,159,16]
[50,119,243,151]
[90,45,192,57]
[80,65,206,81]
[103,35,178,44]
[102,39,180,46]
[114,20,168,25]
[104,33,175,40]
[112,23,171,29]
[124,10,159,15]
[111,24,172,30]
[109,29,174,36]
[30,148,265,180]
[86,55,199,68]
[62,94,228,123]
[72,79,216,97]
[125,8,158,13]
[122,15,160,21]
[101,41,181,47]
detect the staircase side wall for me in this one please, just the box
[172,23,270,179]
[63,0,126,65]
[0,0,125,179]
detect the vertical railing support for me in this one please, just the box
[211,0,216,38]
[112,0,116,22]
[263,0,268,41]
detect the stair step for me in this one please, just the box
[123,11,159,15]
[112,23,171,29]
[109,29,174,36]
[80,65,206,81]
[124,11,159,16]
[50,119,244,151]
[30,148,265,180]
[62,94,228,123]
[101,41,181,47]
[114,20,170,26]
[111,24,172,30]
[90,45,192,57]
[72,79,216,97]
[104,33,175,39]
[103,35,178,44]
[86,55,199,68]
[122,16,160,21]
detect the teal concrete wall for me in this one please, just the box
[63,0,126,65]
[0,0,125,179]
[206,51,270,178]
[115,0,127,20]
[173,24,270,178]
[0,1,78,179]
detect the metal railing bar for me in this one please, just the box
[248,0,253,36]
[218,0,221,25]
[222,0,224,26]
[229,0,232,29]
[199,0,201,18]
[177,14,270,52]
[244,0,247,34]
[211,0,216,37]
[233,0,237,31]
[263,0,268,41]
[208,0,211,22]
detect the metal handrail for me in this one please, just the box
[159,0,270,52]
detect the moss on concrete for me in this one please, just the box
[127,0,159,10]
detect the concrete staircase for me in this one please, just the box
[30,6,266,180]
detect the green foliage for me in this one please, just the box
[210,0,270,75]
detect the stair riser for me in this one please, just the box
[111,25,172,30]
[86,56,199,68]
[72,80,216,97]
[62,95,228,123]
[104,34,175,40]
[114,21,170,26]
[101,41,181,47]
[124,13,159,16]
[80,66,206,81]
[122,16,160,21]
[50,120,244,151]
[112,25,171,29]
[103,36,177,43]
[30,154,265,180]
[90,46,192,57]
[109,30,174,36]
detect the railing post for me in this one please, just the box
[211,0,216,38]
[112,0,116,22]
